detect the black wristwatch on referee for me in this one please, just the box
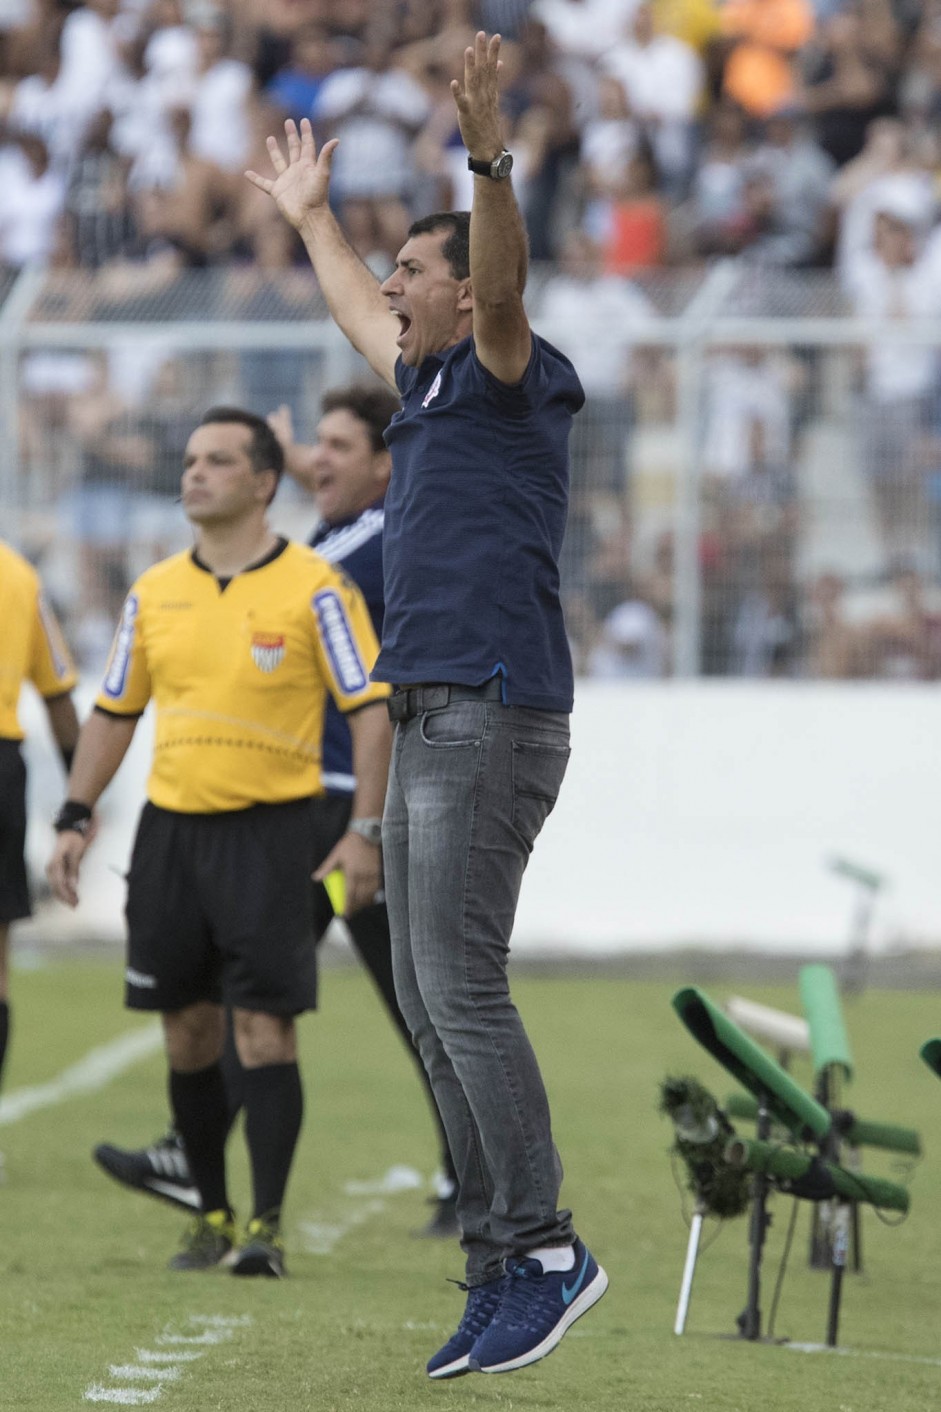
[347,817,383,846]
[53,799,93,836]
[467,150,513,180]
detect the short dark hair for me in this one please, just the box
[321,384,400,453]
[198,406,285,481]
[407,211,470,280]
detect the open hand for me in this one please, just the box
[245,118,338,231]
[47,830,89,909]
[451,31,505,162]
[267,403,295,452]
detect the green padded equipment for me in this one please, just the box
[799,964,853,1083]
[920,1038,941,1079]
[724,1138,910,1213]
[672,986,831,1140]
[724,1093,920,1156]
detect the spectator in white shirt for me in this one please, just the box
[0,132,67,268]
[187,9,254,174]
[602,1,703,197]
[312,30,430,265]
[841,174,941,561]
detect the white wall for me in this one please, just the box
[19,682,941,955]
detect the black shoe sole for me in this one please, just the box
[93,1145,201,1213]
[231,1247,285,1278]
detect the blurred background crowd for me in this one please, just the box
[5,0,941,681]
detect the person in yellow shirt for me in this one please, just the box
[0,541,80,1110]
[47,406,392,1278]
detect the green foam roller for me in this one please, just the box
[799,964,853,1083]
[848,1117,921,1155]
[920,1038,941,1079]
[672,986,831,1140]
[725,1093,920,1155]
[724,1137,909,1212]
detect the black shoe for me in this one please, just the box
[168,1209,237,1271]
[231,1217,286,1278]
[413,1193,461,1239]
[93,1130,200,1212]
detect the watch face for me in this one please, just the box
[494,152,514,179]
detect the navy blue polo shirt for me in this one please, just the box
[310,502,384,794]
[376,334,584,712]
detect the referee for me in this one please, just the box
[48,407,392,1277]
[0,540,80,1114]
[92,385,460,1238]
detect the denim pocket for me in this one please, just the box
[511,739,570,849]
[419,702,486,748]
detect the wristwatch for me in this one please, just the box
[347,817,383,845]
[467,150,514,180]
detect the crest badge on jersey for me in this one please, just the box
[251,632,285,673]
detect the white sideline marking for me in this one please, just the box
[343,1165,424,1196]
[189,1315,252,1328]
[134,1351,203,1364]
[298,1201,385,1254]
[787,1343,941,1368]
[0,1024,162,1126]
[109,1367,181,1383]
[154,1330,233,1346]
[84,1315,252,1406]
[84,1390,162,1406]
[297,1164,426,1254]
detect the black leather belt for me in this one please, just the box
[387,678,504,724]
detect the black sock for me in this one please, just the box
[219,1015,245,1136]
[0,1001,9,1091]
[169,1064,231,1215]
[242,1062,303,1225]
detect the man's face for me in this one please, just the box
[181,422,272,526]
[311,408,390,523]
[379,231,471,367]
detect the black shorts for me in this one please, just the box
[0,739,30,925]
[125,798,324,1015]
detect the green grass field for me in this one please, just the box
[1,954,940,1411]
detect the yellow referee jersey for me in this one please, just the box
[95,539,390,813]
[0,540,78,741]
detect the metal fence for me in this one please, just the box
[5,261,941,682]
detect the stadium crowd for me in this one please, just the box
[1,0,940,274]
[5,0,941,680]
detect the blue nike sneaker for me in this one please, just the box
[426,1277,507,1380]
[468,1238,608,1374]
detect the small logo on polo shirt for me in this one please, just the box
[251,632,286,673]
[422,369,442,408]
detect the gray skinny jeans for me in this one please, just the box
[383,696,575,1285]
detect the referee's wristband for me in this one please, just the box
[53,800,93,836]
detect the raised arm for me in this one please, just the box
[246,120,400,390]
[452,32,532,386]
[267,404,319,495]
[47,710,138,908]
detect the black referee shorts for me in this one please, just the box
[0,739,31,925]
[125,798,324,1016]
